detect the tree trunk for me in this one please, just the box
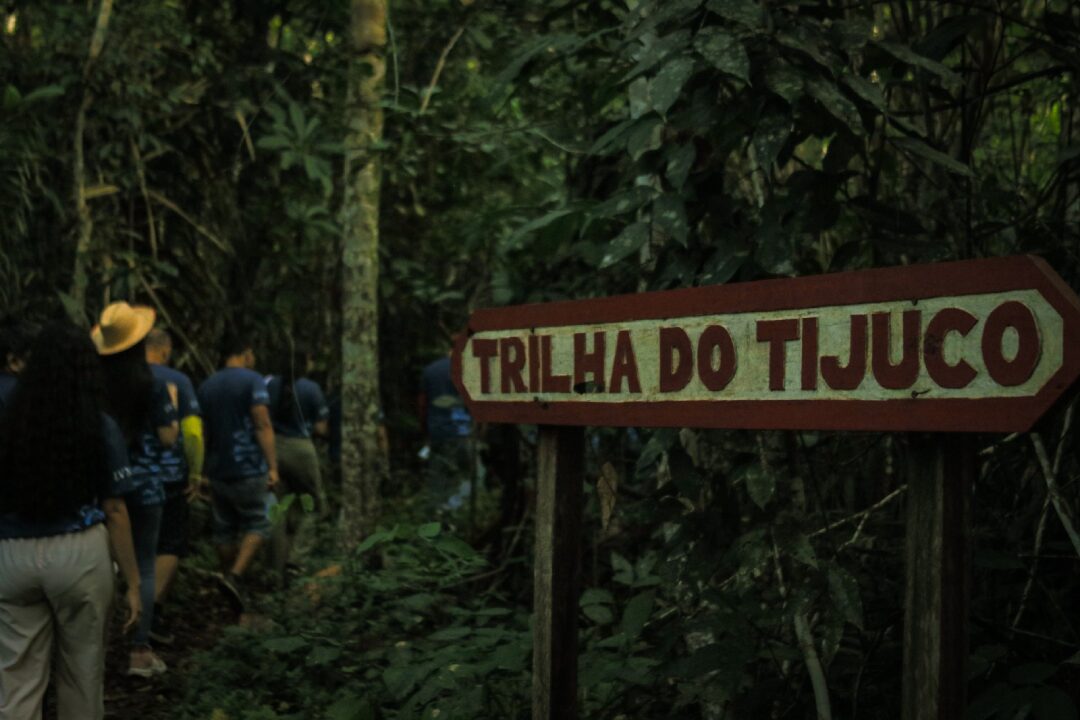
[338,0,388,549]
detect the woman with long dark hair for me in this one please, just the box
[93,302,178,677]
[0,320,141,720]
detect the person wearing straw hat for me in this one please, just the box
[93,302,179,678]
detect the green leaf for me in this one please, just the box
[653,195,688,246]
[612,552,635,585]
[831,17,874,49]
[693,28,750,83]
[788,533,818,569]
[583,604,615,624]
[326,694,376,720]
[300,493,315,513]
[752,114,791,169]
[875,40,960,85]
[418,522,441,539]
[581,588,615,606]
[263,636,309,653]
[842,74,886,110]
[705,0,764,28]
[651,57,696,116]
[590,119,635,156]
[590,187,656,220]
[3,84,21,109]
[429,626,472,642]
[619,591,656,639]
[891,136,973,177]
[506,208,576,248]
[627,117,664,160]
[666,144,696,190]
[307,645,342,666]
[806,78,864,135]
[629,77,651,119]
[599,223,649,269]
[622,30,692,83]
[764,63,804,104]
[827,565,864,629]
[21,84,65,105]
[744,465,775,509]
[1057,145,1080,166]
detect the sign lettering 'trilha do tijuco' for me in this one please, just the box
[451,256,1080,433]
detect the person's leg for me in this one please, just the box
[270,437,296,583]
[210,478,241,572]
[0,537,54,720]
[231,532,264,577]
[49,525,115,720]
[126,501,164,673]
[154,486,189,606]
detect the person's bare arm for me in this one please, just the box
[251,404,279,490]
[102,497,142,633]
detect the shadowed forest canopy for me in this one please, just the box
[1,0,1079,718]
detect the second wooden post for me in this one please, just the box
[533,425,585,720]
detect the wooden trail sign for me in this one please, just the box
[452,255,1080,433]
[450,255,1080,720]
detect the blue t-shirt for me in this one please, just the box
[0,372,17,418]
[198,367,271,481]
[421,356,472,442]
[150,364,201,485]
[126,377,179,507]
[265,376,329,439]
[0,413,133,539]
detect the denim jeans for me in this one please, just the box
[126,500,162,648]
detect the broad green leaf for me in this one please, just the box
[693,28,750,83]
[506,208,576,248]
[21,84,65,105]
[651,57,696,116]
[788,533,818,569]
[326,694,376,720]
[581,588,615,606]
[619,591,655,639]
[752,114,791,169]
[627,117,664,160]
[744,465,775,509]
[629,77,651,119]
[891,136,974,177]
[583,604,615,625]
[429,626,471,642]
[611,552,635,585]
[831,17,874,49]
[842,74,886,110]
[307,645,342,666]
[875,40,960,85]
[700,250,746,285]
[764,63,804,104]
[300,493,315,513]
[705,0,764,28]
[3,84,20,109]
[590,186,656,220]
[653,194,688,246]
[590,119,635,156]
[827,565,864,629]
[777,28,832,69]
[418,522,441,539]
[806,78,864,134]
[263,636,308,653]
[666,144,696,190]
[599,222,649,269]
[622,30,692,83]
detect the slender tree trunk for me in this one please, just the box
[339,0,388,548]
[70,0,114,323]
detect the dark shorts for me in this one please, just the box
[210,475,274,545]
[156,484,190,558]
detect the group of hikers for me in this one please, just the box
[0,303,332,719]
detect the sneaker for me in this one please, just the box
[216,571,246,614]
[127,651,167,678]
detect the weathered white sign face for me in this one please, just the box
[452,256,1080,432]
[461,291,1059,404]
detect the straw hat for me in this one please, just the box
[91,302,156,356]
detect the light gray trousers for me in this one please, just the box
[0,523,113,720]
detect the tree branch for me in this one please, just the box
[419,26,465,115]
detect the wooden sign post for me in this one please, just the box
[451,256,1080,720]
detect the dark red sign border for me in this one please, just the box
[451,255,1080,433]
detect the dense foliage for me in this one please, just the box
[3,0,1080,718]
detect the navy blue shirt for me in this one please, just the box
[126,377,179,506]
[0,413,133,539]
[421,356,472,442]
[0,372,17,419]
[198,367,271,481]
[150,364,201,485]
[265,376,329,439]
